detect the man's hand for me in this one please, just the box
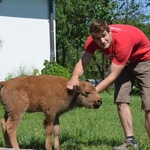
[67,78,80,90]
[96,62,125,93]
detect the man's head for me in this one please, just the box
[90,20,112,49]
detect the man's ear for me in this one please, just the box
[73,85,81,93]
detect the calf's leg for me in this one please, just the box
[53,116,60,150]
[5,115,21,149]
[2,107,24,149]
[44,115,54,150]
[1,113,12,148]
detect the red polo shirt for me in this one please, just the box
[84,24,150,65]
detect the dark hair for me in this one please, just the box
[90,20,110,37]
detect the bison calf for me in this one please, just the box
[0,75,102,150]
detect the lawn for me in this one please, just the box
[0,92,149,150]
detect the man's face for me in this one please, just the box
[92,30,112,49]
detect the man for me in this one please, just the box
[67,20,150,150]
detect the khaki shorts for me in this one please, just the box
[114,60,150,110]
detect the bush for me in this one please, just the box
[41,60,71,79]
[5,66,40,81]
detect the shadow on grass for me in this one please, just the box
[16,140,45,150]
[60,134,118,150]
[2,137,149,150]
[60,135,150,150]
[0,137,116,150]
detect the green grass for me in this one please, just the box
[0,92,149,150]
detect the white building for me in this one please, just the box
[0,0,56,80]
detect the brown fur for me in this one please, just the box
[0,75,102,150]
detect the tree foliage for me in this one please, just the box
[41,60,71,79]
[55,0,150,80]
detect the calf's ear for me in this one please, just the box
[73,85,87,96]
[73,85,81,93]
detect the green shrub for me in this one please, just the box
[5,66,40,81]
[41,60,71,79]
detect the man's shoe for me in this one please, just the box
[113,140,138,150]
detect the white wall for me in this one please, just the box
[0,0,50,80]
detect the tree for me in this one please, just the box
[56,0,117,79]
[55,0,150,80]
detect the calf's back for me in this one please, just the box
[0,75,70,114]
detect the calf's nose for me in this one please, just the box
[97,100,102,105]
[94,99,102,109]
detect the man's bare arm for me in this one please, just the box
[96,62,125,93]
[67,52,93,89]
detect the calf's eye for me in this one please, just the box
[85,91,91,95]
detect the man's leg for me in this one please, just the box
[134,60,150,140]
[113,103,138,150]
[114,66,135,138]
[145,111,150,139]
[113,67,138,149]
[117,103,134,137]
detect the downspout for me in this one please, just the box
[49,0,56,61]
